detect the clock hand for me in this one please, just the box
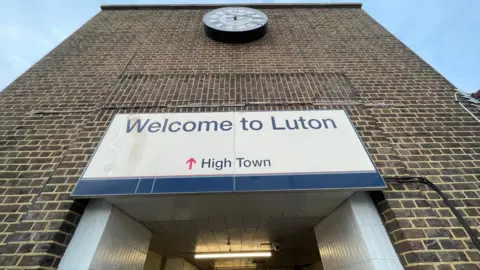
[225,15,250,21]
[225,13,254,17]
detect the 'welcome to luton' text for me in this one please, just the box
[126,116,337,133]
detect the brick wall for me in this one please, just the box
[1,4,479,269]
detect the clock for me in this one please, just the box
[203,7,268,43]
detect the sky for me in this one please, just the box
[0,0,479,92]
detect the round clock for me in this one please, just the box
[203,7,268,43]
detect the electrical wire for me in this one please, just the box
[27,100,407,115]
[385,176,480,251]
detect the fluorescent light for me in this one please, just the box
[194,252,272,259]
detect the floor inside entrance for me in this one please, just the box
[143,216,323,269]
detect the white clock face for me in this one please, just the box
[203,7,268,32]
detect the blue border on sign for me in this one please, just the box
[235,172,384,192]
[72,171,384,197]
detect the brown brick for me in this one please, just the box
[440,239,467,250]
[18,255,55,267]
[31,221,48,231]
[400,229,427,239]
[32,231,67,243]
[438,251,470,262]
[23,211,46,221]
[466,251,480,261]
[5,232,32,242]
[454,264,480,270]
[452,228,468,238]
[0,243,19,254]
[33,242,66,256]
[424,228,452,238]
[405,251,440,264]
[4,214,20,223]
[47,221,75,234]
[17,243,35,253]
[0,255,21,266]
[1,3,479,269]
[396,240,425,253]
[426,218,447,227]
[0,205,20,212]
[423,239,441,250]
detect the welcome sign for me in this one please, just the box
[72,110,386,197]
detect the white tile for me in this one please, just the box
[314,192,404,270]
[371,259,404,270]
[59,200,152,270]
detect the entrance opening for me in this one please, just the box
[60,193,402,270]
[105,191,354,269]
[143,216,322,269]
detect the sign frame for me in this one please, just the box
[72,110,386,197]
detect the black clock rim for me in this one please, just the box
[204,23,267,44]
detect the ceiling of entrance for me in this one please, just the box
[145,216,322,269]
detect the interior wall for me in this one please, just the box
[302,262,324,270]
[144,250,163,270]
[183,260,199,270]
[314,192,403,270]
[165,258,198,270]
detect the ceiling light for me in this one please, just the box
[194,252,272,259]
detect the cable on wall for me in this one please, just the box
[384,176,480,251]
[26,100,408,115]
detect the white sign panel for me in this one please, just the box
[73,110,385,196]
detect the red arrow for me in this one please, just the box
[186,157,196,170]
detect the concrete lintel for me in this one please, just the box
[101,3,362,10]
